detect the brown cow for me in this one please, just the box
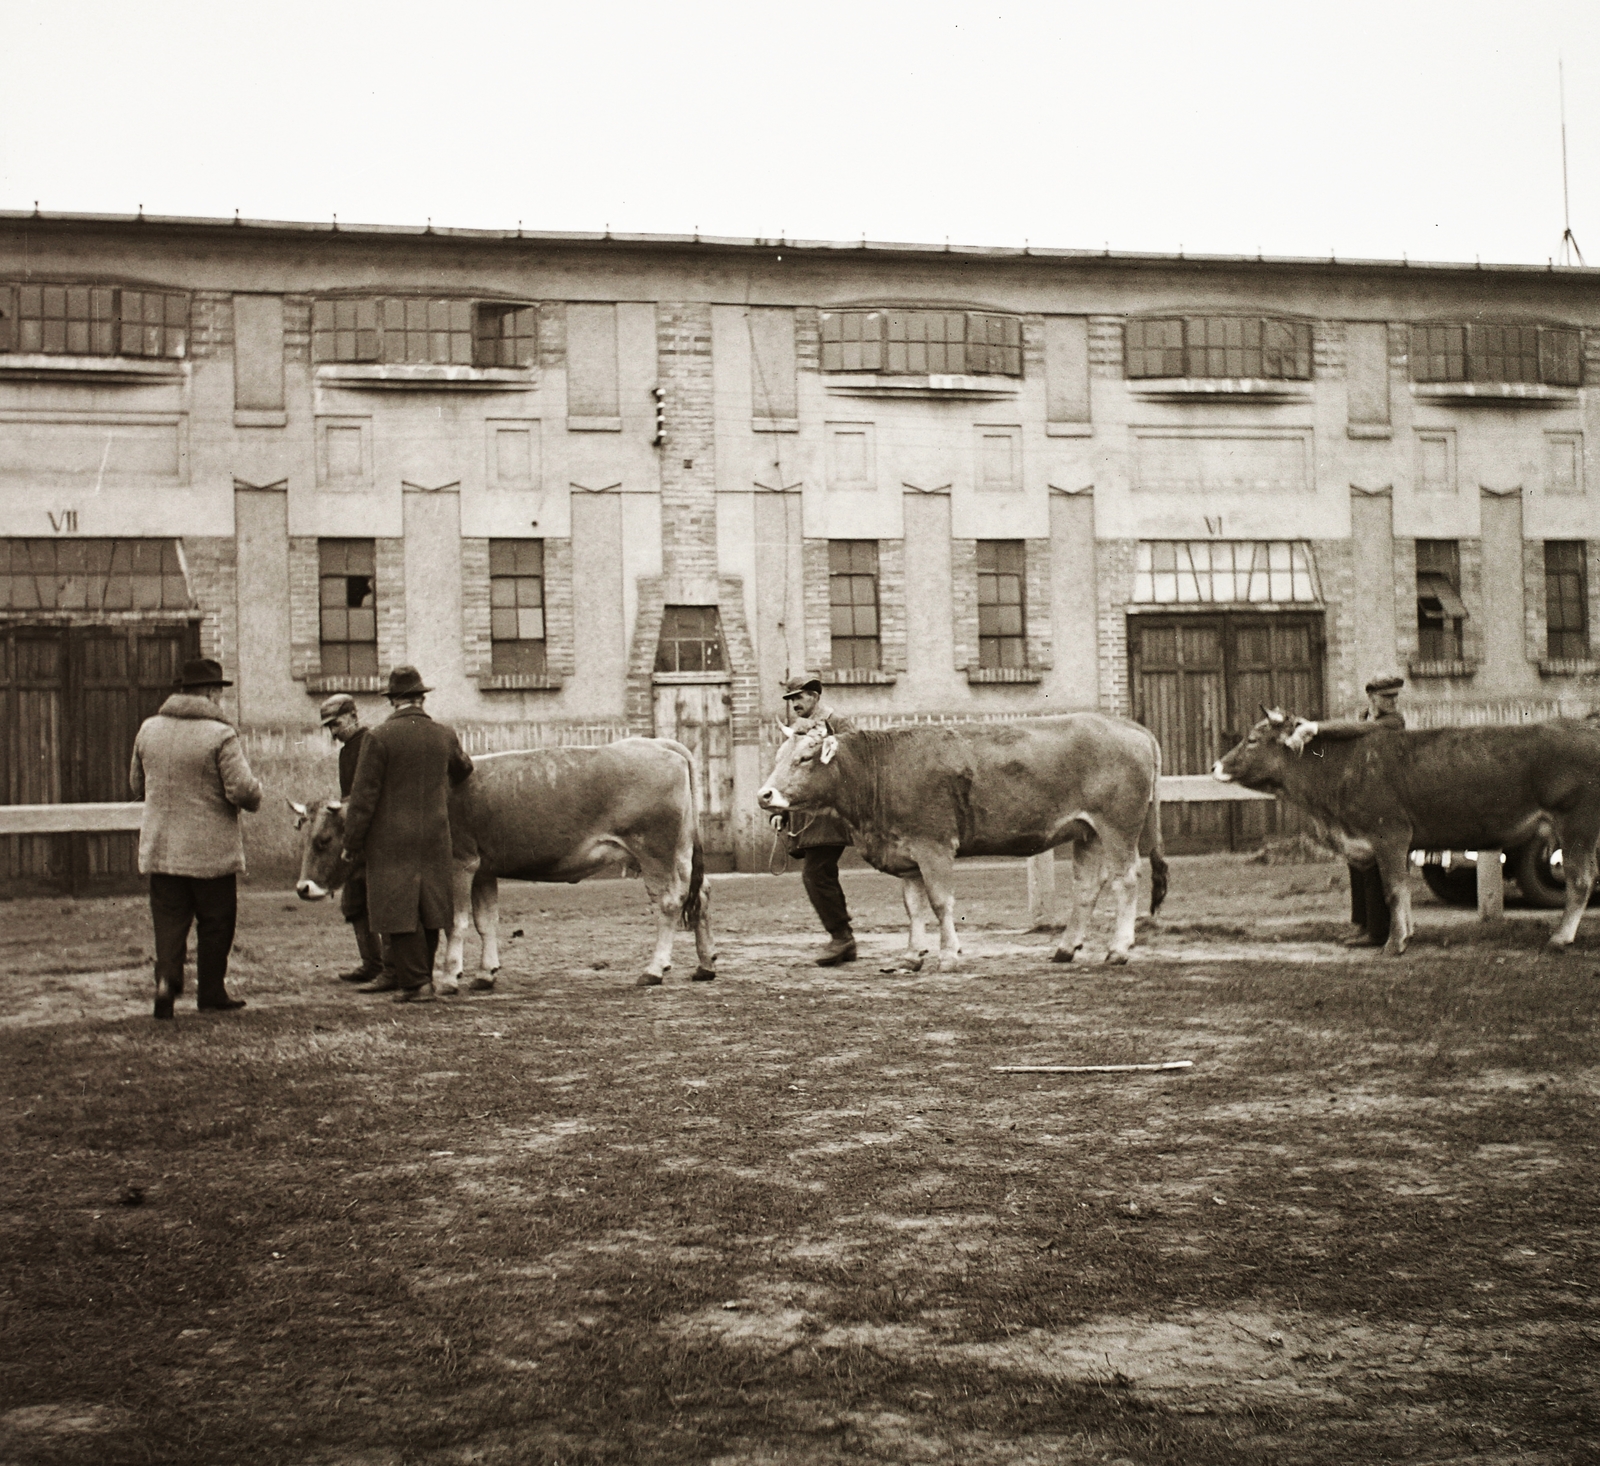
[1213,710,1600,954]
[756,715,1168,969]
[293,738,717,988]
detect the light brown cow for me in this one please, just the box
[757,716,1168,969]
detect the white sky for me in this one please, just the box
[2,0,1598,267]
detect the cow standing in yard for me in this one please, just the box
[294,738,717,988]
[1213,710,1600,955]
[756,715,1168,970]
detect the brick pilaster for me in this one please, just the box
[802,538,831,673]
[1392,536,1419,669]
[1024,537,1053,671]
[1095,539,1138,717]
[283,297,312,364]
[544,538,575,678]
[288,536,321,679]
[375,538,407,673]
[189,292,233,359]
[178,537,236,678]
[460,538,492,677]
[1089,316,1124,379]
[1310,537,1356,715]
[951,539,979,670]
[878,538,907,674]
[656,303,718,584]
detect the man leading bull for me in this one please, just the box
[340,666,474,1002]
[770,675,859,966]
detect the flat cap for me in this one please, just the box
[318,693,357,726]
[1364,675,1405,695]
[781,674,823,699]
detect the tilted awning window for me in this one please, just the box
[1416,572,1468,621]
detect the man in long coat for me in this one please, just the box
[771,675,858,966]
[340,666,474,1002]
[130,657,263,1018]
[317,692,392,987]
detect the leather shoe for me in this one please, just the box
[198,997,247,1012]
[356,975,400,992]
[1342,933,1384,949]
[338,966,377,984]
[153,974,175,1020]
[393,983,436,1004]
[815,937,858,967]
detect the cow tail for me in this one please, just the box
[1143,739,1169,916]
[681,838,706,931]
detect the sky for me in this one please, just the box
[1,0,1598,267]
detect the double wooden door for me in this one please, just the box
[1131,613,1323,853]
[1,622,197,892]
[652,680,735,870]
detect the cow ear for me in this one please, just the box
[1265,707,1286,726]
[781,723,797,741]
[819,735,838,766]
[326,800,343,813]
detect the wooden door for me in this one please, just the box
[652,681,735,869]
[1,622,196,893]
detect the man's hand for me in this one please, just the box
[768,814,787,832]
[1284,719,1320,753]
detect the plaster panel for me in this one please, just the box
[0,483,234,538]
[402,490,472,720]
[620,491,662,653]
[569,491,628,718]
[233,488,303,724]
[290,487,404,539]
[1044,492,1100,709]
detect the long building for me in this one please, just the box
[3,212,1598,885]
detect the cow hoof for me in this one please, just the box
[468,975,496,992]
[635,972,664,988]
[936,953,961,973]
[691,967,716,982]
[1051,945,1083,964]
[435,980,459,996]
[1104,950,1130,967]
[1383,942,1408,957]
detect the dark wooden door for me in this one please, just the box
[1,622,196,893]
[1131,612,1323,853]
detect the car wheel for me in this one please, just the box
[1511,830,1568,909]
[1420,864,1478,907]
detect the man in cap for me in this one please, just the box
[1287,675,1407,948]
[130,658,263,1018]
[771,675,858,965]
[340,667,474,1002]
[318,693,393,987]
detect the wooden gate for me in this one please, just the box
[652,681,735,870]
[1,622,197,893]
[1131,612,1323,853]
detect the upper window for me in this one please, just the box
[829,540,880,670]
[1125,316,1312,380]
[0,285,189,359]
[820,310,1022,377]
[1545,541,1589,660]
[311,298,537,367]
[0,538,190,610]
[1410,324,1581,386]
[489,540,546,676]
[1134,541,1321,604]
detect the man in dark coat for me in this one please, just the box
[771,675,858,965]
[340,667,474,1002]
[319,693,393,987]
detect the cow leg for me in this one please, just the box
[910,846,962,972]
[1103,833,1142,965]
[468,874,500,991]
[1548,816,1599,947]
[893,876,933,971]
[690,880,717,980]
[437,853,480,995]
[1051,839,1095,962]
[1375,840,1414,956]
[635,850,690,987]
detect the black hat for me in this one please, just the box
[174,657,232,689]
[781,674,823,700]
[1365,675,1405,695]
[384,665,433,699]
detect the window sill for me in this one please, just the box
[567,415,622,432]
[0,353,185,384]
[1410,382,1578,405]
[966,667,1044,684]
[1407,659,1476,680]
[235,409,288,428]
[1045,421,1093,437]
[752,417,800,433]
[315,363,535,392]
[1538,658,1600,677]
[1347,422,1393,440]
[651,671,730,685]
[476,674,564,691]
[824,373,1019,400]
[1126,377,1312,402]
[819,669,896,685]
[304,674,390,694]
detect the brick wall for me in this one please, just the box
[374,538,407,675]
[794,307,821,373]
[1310,537,1356,713]
[189,292,233,359]
[878,538,907,675]
[1089,316,1124,379]
[1312,319,1344,378]
[1024,537,1053,672]
[538,300,566,372]
[283,297,312,364]
[288,536,320,679]
[178,536,236,675]
[951,539,979,671]
[544,538,576,679]
[656,303,718,584]
[801,538,831,673]
[1094,539,1138,716]
[1391,536,1419,670]
[460,538,492,677]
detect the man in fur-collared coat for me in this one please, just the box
[340,666,474,1002]
[130,657,263,1019]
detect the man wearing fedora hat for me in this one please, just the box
[130,658,263,1018]
[340,667,473,1002]
[317,692,394,988]
[772,675,859,965]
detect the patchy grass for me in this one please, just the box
[2,859,1598,1464]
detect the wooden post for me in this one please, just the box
[1026,851,1056,930]
[1476,849,1504,921]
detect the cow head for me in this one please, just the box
[1213,707,1318,792]
[756,722,841,812]
[290,796,351,900]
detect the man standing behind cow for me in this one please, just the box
[340,667,474,1002]
[317,693,394,989]
[130,657,263,1019]
[771,675,858,966]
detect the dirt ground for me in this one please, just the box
[2,853,1597,1465]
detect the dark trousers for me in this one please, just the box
[343,874,392,979]
[799,845,852,940]
[381,928,441,990]
[1348,864,1391,943]
[150,872,238,1005]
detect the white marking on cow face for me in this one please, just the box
[296,879,328,901]
[758,724,832,809]
[1211,761,1233,782]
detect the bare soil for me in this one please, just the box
[2,856,1597,1464]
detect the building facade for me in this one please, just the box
[4,212,1600,882]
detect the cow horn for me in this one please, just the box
[287,797,308,828]
[326,800,343,812]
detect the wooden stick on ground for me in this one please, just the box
[992,1060,1194,1074]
